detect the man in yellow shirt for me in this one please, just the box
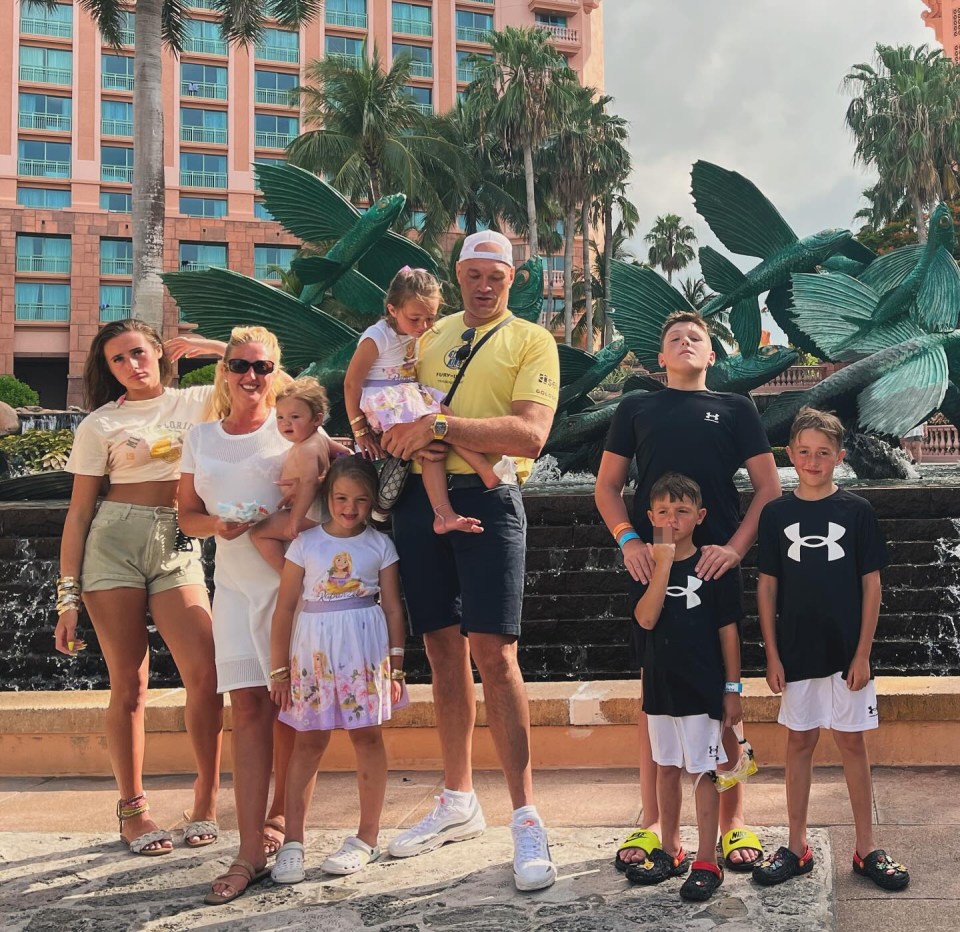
[382,231,560,891]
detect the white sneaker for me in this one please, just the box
[512,818,556,891]
[387,794,486,858]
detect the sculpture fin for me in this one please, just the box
[765,284,830,359]
[255,163,359,243]
[356,231,439,290]
[841,319,926,359]
[699,245,745,295]
[858,244,923,294]
[729,298,762,357]
[609,261,693,370]
[914,246,960,332]
[331,269,387,323]
[162,268,358,370]
[835,238,877,265]
[857,343,948,436]
[291,255,343,290]
[623,373,666,393]
[557,340,629,413]
[506,257,546,322]
[690,161,797,259]
[789,272,880,359]
[557,344,597,383]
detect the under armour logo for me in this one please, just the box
[868,705,878,716]
[666,575,702,608]
[784,522,846,562]
[704,412,719,423]
[708,745,720,758]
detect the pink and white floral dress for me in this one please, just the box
[278,524,407,732]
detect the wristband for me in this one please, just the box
[612,522,633,539]
[389,647,405,657]
[724,681,743,694]
[617,531,641,548]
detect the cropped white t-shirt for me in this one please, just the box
[359,320,417,383]
[66,385,215,483]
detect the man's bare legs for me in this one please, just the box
[619,704,662,865]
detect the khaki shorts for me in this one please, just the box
[81,501,205,595]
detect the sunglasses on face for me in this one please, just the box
[455,328,477,364]
[226,358,276,376]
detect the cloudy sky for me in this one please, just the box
[601,0,933,335]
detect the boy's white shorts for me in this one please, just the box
[647,713,728,774]
[778,672,879,733]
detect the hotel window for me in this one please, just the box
[101,145,134,182]
[405,85,432,114]
[254,201,274,221]
[15,282,70,321]
[535,13,568,28]
[100,238,133,276]
[393,43,432,78]
[255,113,299,149]
[102,54,134,90]
[20,1,73,39]
[183,18,227,55]
[117,10,135,45]
[16,234,71,274]
[393,3,431,37]
[19,45,72,85]
[18,93,71,131]
[326,35,363,64]
[255,245,298,280]
[18,139,71,178]
[257,27,299,63]
[456,10,492,43]
[181,62,228,99]
[102,100,134,137]
[181,107,228,144]
[99,284,133,321]
[326,0,367,29]
[255,69,298,105]
[456,50,490,83]
[100,191,132,212]
[180,152,228,188]
[179,242,228,271]
[17,186,71,209]
[180,196,227,218]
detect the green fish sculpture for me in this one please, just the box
[789,203,960,360]
[609,260,798,393]
[691,161,874,354]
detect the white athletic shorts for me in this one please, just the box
[778,672,879,733]
[647,713,729,774]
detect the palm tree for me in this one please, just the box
[679,276,736,349]
[844,44,960,243]
[644,214,697,283]
[71,0,322,334]
[466,26,578,258]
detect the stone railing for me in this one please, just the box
[923,424,960,461]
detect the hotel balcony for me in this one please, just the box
[19,65,71,86]
[19,15,72,39]
[102,120,133,137]
[326,10,367,28]
[393,18,432,37]
[101,165,133,182]
[181,80,228,99]
[254,131,296,149]
[102,72,134,90]
[100,258,133,276]
[182,37,227,56]
[179,171,228,188]
[539,23,579,44]
[255,44,300,64]
[456,66,476,83]
[15,256,70,274]
[407,59,434,78]
[181,125,227,144]
[456,26,490,44]
[180,260,227,271]
[18,159,70,178]
[18,112,71,131]
[411,103,433,115]
[14,303,69,322]
[255,87,295,106]
[100,305,132,322]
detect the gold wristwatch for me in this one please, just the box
[432,413,449,441]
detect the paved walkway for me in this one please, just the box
[0,767,955,931]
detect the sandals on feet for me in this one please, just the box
[263,818,285,858]
[272,842,306,884]
[752,845,814,886]
[624,846,690,885]
[614,829,660,873]
[721,828,763,872]
[182,809,219,849]
[853,849,910,891]
[204,858,270,906]
[321,835,381,876]
[680,861,724,901]
[117,795,173,857]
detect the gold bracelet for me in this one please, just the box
[349,414,367,426]
[269,666,290,680]
[389,669,406,681]
[354,427,371,438]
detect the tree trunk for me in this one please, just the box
[131,0,165,334]
[603,200,614,347]
[523,141,538,258]
[581,199,593,353]
[912,191,927,244]
[563,206,575,345]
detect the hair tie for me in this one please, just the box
[400,265,412,273]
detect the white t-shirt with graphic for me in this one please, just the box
[358,320,417,383]
[286,524,399,605]
[66,385,214,483]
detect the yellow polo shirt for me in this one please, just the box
[414,310,560,482]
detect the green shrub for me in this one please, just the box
[771,446,792,467]
[0,374,40,408]
[0,429,74,474]
[180,364,218,387]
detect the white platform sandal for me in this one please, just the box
[321,835,381,875]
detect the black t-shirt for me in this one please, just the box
[604,389,771,547]
[637,552,743,720]
[757,489,887,682]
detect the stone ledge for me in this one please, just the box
[3,677,960,775]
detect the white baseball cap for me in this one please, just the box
[458,230,515,267]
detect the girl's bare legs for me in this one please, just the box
[83,587,171,853]
[348,726,388,848]
[150,585,223,839]
[251,514,318,575]
[421,458,483,535]
[283,729,332,844]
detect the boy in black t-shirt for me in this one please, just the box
[624,473,743,902]
[597,311,779,871]
[753,408,909,891]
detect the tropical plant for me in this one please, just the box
[66,0,322,333]
[0,374,40,408]
[644,214,697,282]
[179,363,217,387]
[0,429,73,474]
[678,277,736,349]
[466,26,578,258]
[844,43,960,242]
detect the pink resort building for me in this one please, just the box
[921,1,960,61]
[0,0,604,407]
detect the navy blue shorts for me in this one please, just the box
[392,474,527,638]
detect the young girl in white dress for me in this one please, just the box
[343,266,499,534]
[268,455,408,882]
